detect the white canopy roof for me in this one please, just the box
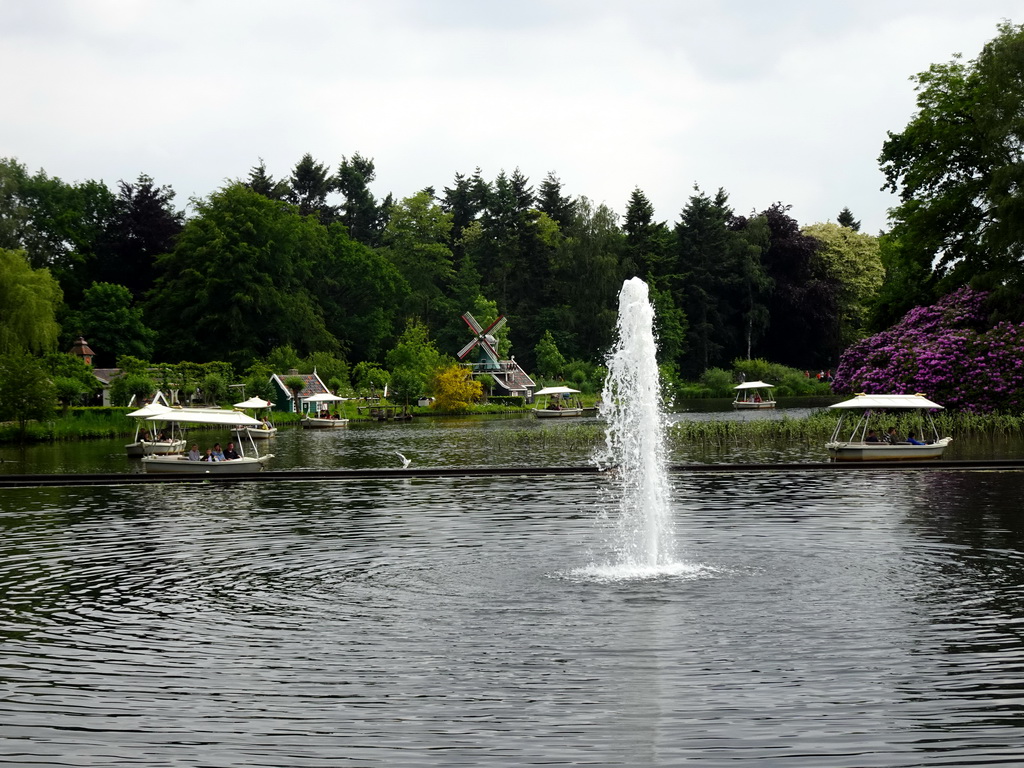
[234,397,275,409]
[302,393,347,403]
[127,403,172,418]
[829,393,944,410]
[144,408,262,426]
[734,380,774,390]
[534,386,581,396]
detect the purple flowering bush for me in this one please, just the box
[832,286,1024,412]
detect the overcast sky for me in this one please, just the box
[2,1,1020,235]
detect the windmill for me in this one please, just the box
[457,312,507,371]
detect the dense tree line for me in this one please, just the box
[2,21,1023,405]
[0,156,880,380]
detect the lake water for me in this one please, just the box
[3,412,1024,766]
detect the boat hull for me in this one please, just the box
[300,417,349,429]
[532,408,584,418]
[827,437,952,461]
[141,455,272,473]
[233,426,278,440]
[732,401,776,410]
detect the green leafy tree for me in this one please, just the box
[284,375,306,413]
[0,248,62,354]
[44,351,100,408]
[148,183,337,367]
[200,372,229,405]
[385,319,446,404]
[0,159,116,302]
[109,372,155,407]
[352,361,390,394]
[62,282,156,366]
[534,329,566,379]
[0,351,56,436]
[879,22,1024,297]
[313,224,406,363]
[802,222,884,349]
[381,190,456,328]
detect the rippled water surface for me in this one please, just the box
[4,464,1024,766]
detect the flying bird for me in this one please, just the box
[395,451,411,469]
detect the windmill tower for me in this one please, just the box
[456,311,535,398]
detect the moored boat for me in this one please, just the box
[125,402,187,457]
[732,381,776,409]
[300,392,349,428]
[232,396,278,439]
[531,386,584,418]
[826,393,952,461]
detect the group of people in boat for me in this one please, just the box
[865,428,927,445]
[186,442,242,461]
[139,428,170,442]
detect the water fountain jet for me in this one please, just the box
[593,277,676,574]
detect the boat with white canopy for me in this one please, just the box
[125,402,187,457]
[232,396,277,439]
[826,393,952,461]
[140,408,274,473]
[531,386,584,418]
[732,380,776,409]
[300,393,349,428]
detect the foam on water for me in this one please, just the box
[591,277,678,574]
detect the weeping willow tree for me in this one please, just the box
[0,248,62,354]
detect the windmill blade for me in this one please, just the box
[479,339,500,365]
[457,337,480,359]
[484,315,507,335]
[461,312,483,334]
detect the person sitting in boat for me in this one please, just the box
[188,444,201,461]
[211,443,225,461]
[156,429,168,442]
[907,433,925,445]
[885,427,900,444]
[223,442,240,460]
[200,448,215,462]
[260,417,270,430]
[865,429,881,443]
[139,428,151,442]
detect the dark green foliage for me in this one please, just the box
[93,175,184,301]
[753,203,841,368]
[335,153,390,246]
[879,22,1024,300]
[288,153,336,224]
[61,282,156,366]
[0,351,56,434]
[147,183,337,367]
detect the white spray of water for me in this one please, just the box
[594,277,676,570]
